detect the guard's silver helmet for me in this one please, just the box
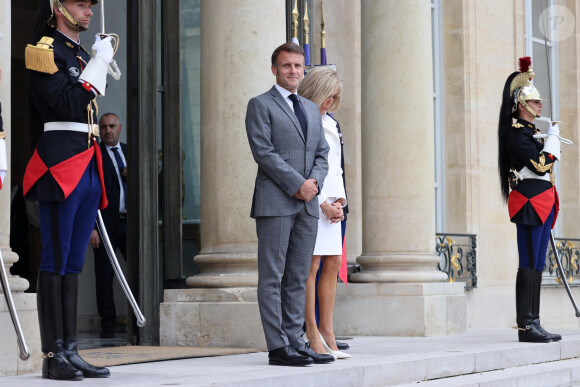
[510,57,544,118]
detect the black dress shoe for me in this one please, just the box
[295,344,335,364]
[268,346,314,366]
[336,341,350,350]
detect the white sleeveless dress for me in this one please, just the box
[313,115,346,255]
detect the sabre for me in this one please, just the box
[540,0,579,317]
[96,211,146,327]
[0,249,31,360]
[100,0,105,35]
[94,0,135,324]
[96,0,122,81]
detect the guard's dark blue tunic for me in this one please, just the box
[23,30,107,274]
[507,118,558,270]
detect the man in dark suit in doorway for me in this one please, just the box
[89,112,128,338]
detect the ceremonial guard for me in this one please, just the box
[498,57,563,343]
[23,0,115,380]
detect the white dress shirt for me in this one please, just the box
[275,84,300,112]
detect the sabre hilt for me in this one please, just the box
[532,121,573,145]
[92,33,122,81]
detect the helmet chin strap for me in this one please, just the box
[520,100,541,119]
[53,0,87,31]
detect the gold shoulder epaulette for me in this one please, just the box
[25,37,59,74]
[512,122,524,128]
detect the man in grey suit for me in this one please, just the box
[246,43,335,366]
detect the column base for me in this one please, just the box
[0,292,41,376]
[1,248,30,292]
[160,288,266,350]
[351,252,448,283]
[186,251,258,288]
[334,282,466,336]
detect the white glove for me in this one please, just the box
[93,35,114,64]
[544,121,562,159]
[80,36,113,96]
[548,122,560,136]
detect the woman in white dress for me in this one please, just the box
[298,67,350,359]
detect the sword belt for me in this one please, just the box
[517,166,551,183]
[44,122,99,137]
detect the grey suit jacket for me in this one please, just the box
[246,86,329,218]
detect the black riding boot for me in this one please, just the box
[62,273,111,378]
[516,268,551,343]
[37,271,83,380]
[531,269,562,341]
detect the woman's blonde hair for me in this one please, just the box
[298,67,342,113]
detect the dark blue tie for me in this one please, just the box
[111,146,127,208]
[288,94,307,138]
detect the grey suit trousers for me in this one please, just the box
[256,206,318,351]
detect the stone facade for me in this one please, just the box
[2,0,580,376]
[166,0,465,346]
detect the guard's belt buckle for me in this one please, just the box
[91,124,100,137]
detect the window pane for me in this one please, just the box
[532,0,543,39]
[431,6,436,91]
[432,0,444,232]
[180,0,201,222]
[532,41,551,119]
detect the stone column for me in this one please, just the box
[334,0,465,337]
[185,0,285,289]
[0,2,41,375]
[352,0,445,284]
[161,0,285,349]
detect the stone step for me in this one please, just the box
[394,357,580,386]
[324,330,580,386]
[2,329,580,386]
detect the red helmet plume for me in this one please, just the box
[519,57,532,75]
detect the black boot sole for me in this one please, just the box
[519,339,552,343]
[43,373,84,381]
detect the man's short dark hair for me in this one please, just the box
[271,42,305,67]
